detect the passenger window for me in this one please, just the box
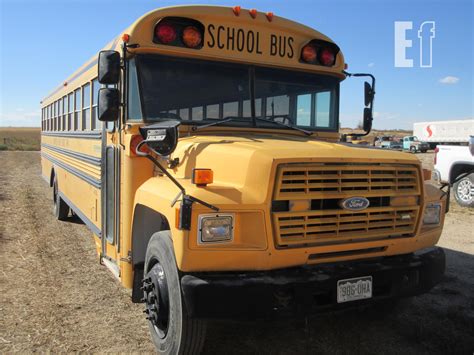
[243,99,262,117]
[62,97,68,131]
[82,83,91,130]
[206,104,220,119]
[53,101,57,131]
[191,106,204,120]
[266,95,289,117]
[74,89,81,130]
[223,101,238,117]
[180,109,189,120]
[296,94,312,126]
[68,93,74,131]
[315,91,331,128]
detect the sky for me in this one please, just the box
[0,0,472,129]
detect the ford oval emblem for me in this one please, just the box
[340,197,370,211]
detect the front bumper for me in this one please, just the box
[181,247,445,319]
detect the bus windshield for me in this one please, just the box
[130,55,339,131]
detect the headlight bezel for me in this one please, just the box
[198,213,235,244]
[423,202,441,225]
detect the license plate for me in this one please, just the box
[337,276,373,303]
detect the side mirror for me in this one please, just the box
[469,136,474,156]
[98,88,120,122]
[139,120,181,156]
[364,82,373,107]
[363,107,372,132]
[98,50,120,85]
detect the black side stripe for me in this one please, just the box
[43,37,120,102]
[42,131,102,140]
[42,143,101,167]
[59,191,101,237]
[42,152,101,189]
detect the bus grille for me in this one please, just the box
[272,163,421,248]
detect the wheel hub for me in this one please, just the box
[457,180,473,202]
[143,263,170,338]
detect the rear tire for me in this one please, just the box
[453,173,474,207]
[53,174,69,220]
[144,231,207,354]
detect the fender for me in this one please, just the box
[449,161,474,185]
[130,177,188,301]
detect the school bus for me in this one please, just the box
[41,5,447,353]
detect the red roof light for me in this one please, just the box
[301,44,317,63]
[319,48,336,66]
[155,23,177,44]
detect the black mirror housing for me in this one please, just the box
[363,107,373,132]
[139,120,181,156]
[364,81,373,107]
[98,88,120,122]
[98,50,120,84]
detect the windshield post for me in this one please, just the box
[248,66,257,127]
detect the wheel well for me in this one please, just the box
[131,204,170,302]
[449,162,474,185]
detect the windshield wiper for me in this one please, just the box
[192,115,312,136]
[256,115,312,136]
[192,116,243,131]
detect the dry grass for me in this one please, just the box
[0,127,41,151]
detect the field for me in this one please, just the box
[0,151,473,353]
[0,127,41,151]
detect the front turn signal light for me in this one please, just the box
[192,169,213,187]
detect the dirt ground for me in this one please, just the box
[1,151,473,354]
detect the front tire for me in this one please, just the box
[410,146,417,153]
[53,174,69,220]
[144,231,206,354]
[453,173,474,207]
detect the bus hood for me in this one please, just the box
[171,133,420,205]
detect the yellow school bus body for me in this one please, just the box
[41,5,446,331]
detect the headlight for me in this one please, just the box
[423,203,441,225]
[198,214,234,243]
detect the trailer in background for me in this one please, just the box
[413,119,474,149]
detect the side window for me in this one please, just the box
[92,79,100,130]
[53,101,57,131]
[62,96,67,131]
[266,95,289,117]
[74,89,81,130]
[243,99,262,118]
[128,59,142,121]
[68,93,74,131]
[296,94,312,127]
[58,99,62,131]
[191,106,204,120]
[223,102,238,117]
[206,104,220,119]
[315,91,331,128]
[82,83,91,130]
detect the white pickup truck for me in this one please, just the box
[433,137,474,207]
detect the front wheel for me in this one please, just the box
[410,146,417,153]
[453,173,474,207]
[144,231,207,354]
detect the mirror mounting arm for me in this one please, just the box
[136,141,219,230]
[342,71,376,140]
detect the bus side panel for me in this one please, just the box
[56,164,102,233]
[41,154,53,185]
